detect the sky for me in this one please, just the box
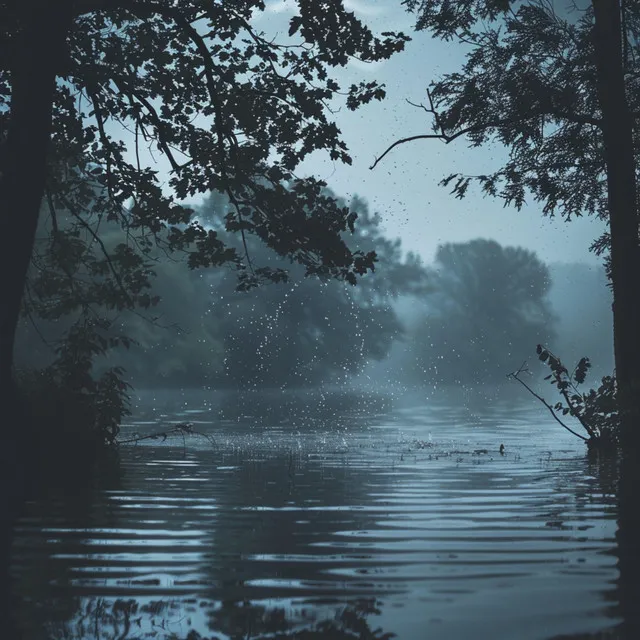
[245,0,607,267]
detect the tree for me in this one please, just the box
[14,189,429,390]
[0,0,409,403]
[411,239,555,385]
[0,7,409,617]
[198,191,429,388]
[376,0,640,447]
[387,5,640,630]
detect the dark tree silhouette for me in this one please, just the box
[376,0,640,441]
[0,0,408,405]
[0,6,408,630]
[412,239,555,385]
[383,4,640,630]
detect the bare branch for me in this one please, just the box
[372,85,601,170]
[370,132,470,170]
[117,421,216,448]
[507,365,589,441]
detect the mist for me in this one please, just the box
[15,197,612,398]
[4,2,636,640]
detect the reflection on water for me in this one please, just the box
[9,389,621,639]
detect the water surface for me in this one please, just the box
[10,388,620,639]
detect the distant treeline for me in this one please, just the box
[15,191,613,390]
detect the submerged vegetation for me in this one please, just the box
[42,598,394,640]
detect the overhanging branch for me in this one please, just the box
[371,86,601,170]
[507,363,589,441]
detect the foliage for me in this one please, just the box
[192,191,429,388]
[15,317,131,452]
[15,205,224,388]
[412,239,555,384]
[1,1,408,288]
[536,345,619,445]
[97,248,226,386]
[390,1,640,438]
[16,210,139,446]
[16,191,429,390]
[4,1,409,442]
[509,345,619,448]
[391,1,640,262]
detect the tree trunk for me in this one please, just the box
[591,0,640,441]
[0,4,73,637]
[592,1,640,633]
[0,2,71,401]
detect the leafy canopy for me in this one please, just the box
[17,191,430,391]
[4,1,409,443]
[187,191,429,388]
[1,0,409,292]
[396,0,636,256]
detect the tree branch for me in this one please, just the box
[507,364,589,441]
[59,193,135,308]
[86,86,116,201]
[111,76,192,173]
[372,84,601,170]
[370,130,476,170]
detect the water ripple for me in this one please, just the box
[9,391,620,640]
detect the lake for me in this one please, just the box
[8,387,621,639]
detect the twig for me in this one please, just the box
[539,346,596,439]
[370,87,600,170]
[507,365,589,441]
[116,422,216,447]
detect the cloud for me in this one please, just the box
[265,0,387,18]
[344,0,387,17]
[264,0,296,14]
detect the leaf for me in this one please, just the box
[288,15,303,36]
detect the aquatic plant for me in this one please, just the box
[508,345,619,450]
[42,597,394,640]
